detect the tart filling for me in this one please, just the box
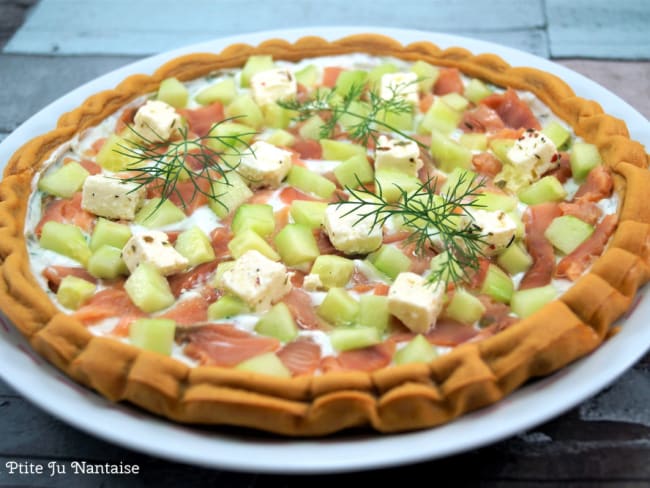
[26,53,618,376]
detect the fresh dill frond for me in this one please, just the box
[115,118,255,212]
[337,171,488,286]
[278,79,424,148]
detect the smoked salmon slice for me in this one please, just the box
[73,288,143,325]
[520,203,562,290]
[461,105,505,133]
[277,338,322,376]
[559,200,602,226]
[556,214,617,280]
[321,341,395,372]
[433,68,464,95]
[35,193,95,237]
[481,89,541,130]
[282,288,327,330]
[574,166,613,202]
[181,324,280,367]
[42,266,97,292]
[178,102,225,137]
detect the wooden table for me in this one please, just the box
[1,1,649,486]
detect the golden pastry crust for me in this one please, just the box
[1,34,648,436]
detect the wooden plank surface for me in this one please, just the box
[547,0,650,59]
[4,0,549,56]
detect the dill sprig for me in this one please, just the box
[278,80,424,148]
[115,118,255,212]
[337,171,488,285]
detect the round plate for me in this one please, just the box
[1,27,649,474]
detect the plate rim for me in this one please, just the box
[1,26,649,474]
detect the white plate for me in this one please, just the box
[1,27,649,474]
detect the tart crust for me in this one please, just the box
[1,34,648,435]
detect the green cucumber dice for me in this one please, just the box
[511,285,558,318]
[419,99,462,135]
[240,55,275,88]
[298,115,326,140]
[225,94,264,129]
[464,78,493,103]
[57,275,96,310]
[286,166,336,199]
[95,134,138,172]
[410,60,440,93]
[570,142,602,182]
[318,288,359,326]
[330,326,381,352]
[38,162,89,198]
[357,295,390,333]
[289,200,328,229]
[542,121,571,149]
[89,218,132,252]
[157,77,188,108]
[232,203,275,237]
[40,221,91,266]
[228,229,279,261]
[87,245,128,279]
[310,255,355,289]
[445,288,486,324]
[175,226,216,266]
[207,295,250,319]
[334,154,374,189]
[430,129,473,172]
[134,199,185,227]
[266,129,296,147]
[235,352,291,378]
[129,318,176,355]
[274,223,320,267]
[209,172,253,218]
[496,241,533,275]
[374,170,421,203]
[255,302,298,342]
[394,335,437,365]
[480,264,514,304]
[124,263,175,313]
[518,176,567,205]
[294,64,319,87]
[544,215,594,254]
[367,245,411,280]
[195,77,237,106]
[320,139,366,161]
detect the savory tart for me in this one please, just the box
[0,34,648,436]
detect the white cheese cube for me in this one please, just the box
[505,130,559,184]
[221,250,292,311]
[237,140,292,189]
[133,100,182,142]
[122,230,189,276]
[303,273,324,292]
[81,175,146,220]
[323,204,383,255]
[380,72,419,105]
[250,68,297,106]
[464,209,517,256]
[388,272,444,334]
[374,135,423,176]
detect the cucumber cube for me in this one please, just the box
[518,176,567,205]
[410,60,440,93]
[330,326,381,352]
[209,172,253,218]
[464,78,493,103]
[298,115,327,140]
[570,142,603,182]
[334,70,367,95]
[240,55,275,88]
[129,318,176,355]
[124,263,175,313]
[89,218,132,252]
[430,129,473,172]
[294,64,319,87]
[175,226,216,266]
[544,215,594,255]
[232,203,275,237]
[320,139,367,161]
[367,245,411,280]
[157,77,188,108]
[255,302,298,342]
[195,77,237,106]
[394,335,437,365]
[57,275,96,310]
[378,107,415,132]
[235,352,291,378]
[289,200,328,229]
[87,245,128,279]
[357,295,390,333]
[318,288,359,326]
[441,93,470,112]
[205,121,255,154]
[286,166,336,199]
[440,167,479,196]
[262,103,294,129]
[228,229,279,261]
[334,154,374,189]
[275,223,320,267]
[225,94,264,129]
[374,170,421,203]
[310,255,355,289]
[211,261,236,288]
[40,221,91,266]
[511,285,558,318]
[542,121,571,149]
[419,99,462,135]
[480,264,514,304]
[266,129,296,147]
[430,252,463,283]
[207,295,249,320]
[473,192,518,212]
[489,138,515,164]
[134,198,185,227]
[95,134,138,172]
[38,162,89,198]
[444,288,486,324]
[496,241,533,275]
[458,133,488,151]
[367,62,398,89]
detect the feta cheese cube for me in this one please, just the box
[221,250,292,311]
[500,130,559,191]
[464,209,517,256]
[388,272,444,333]
[380,72,419,105]
[303,273,324,292]
[133,100,182,142]
[237,140,292,189]
[323,204,383,255]
[122,230,189,276]
[81,174,146,220]
[374,135,423,176]
[250,68,297,106]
